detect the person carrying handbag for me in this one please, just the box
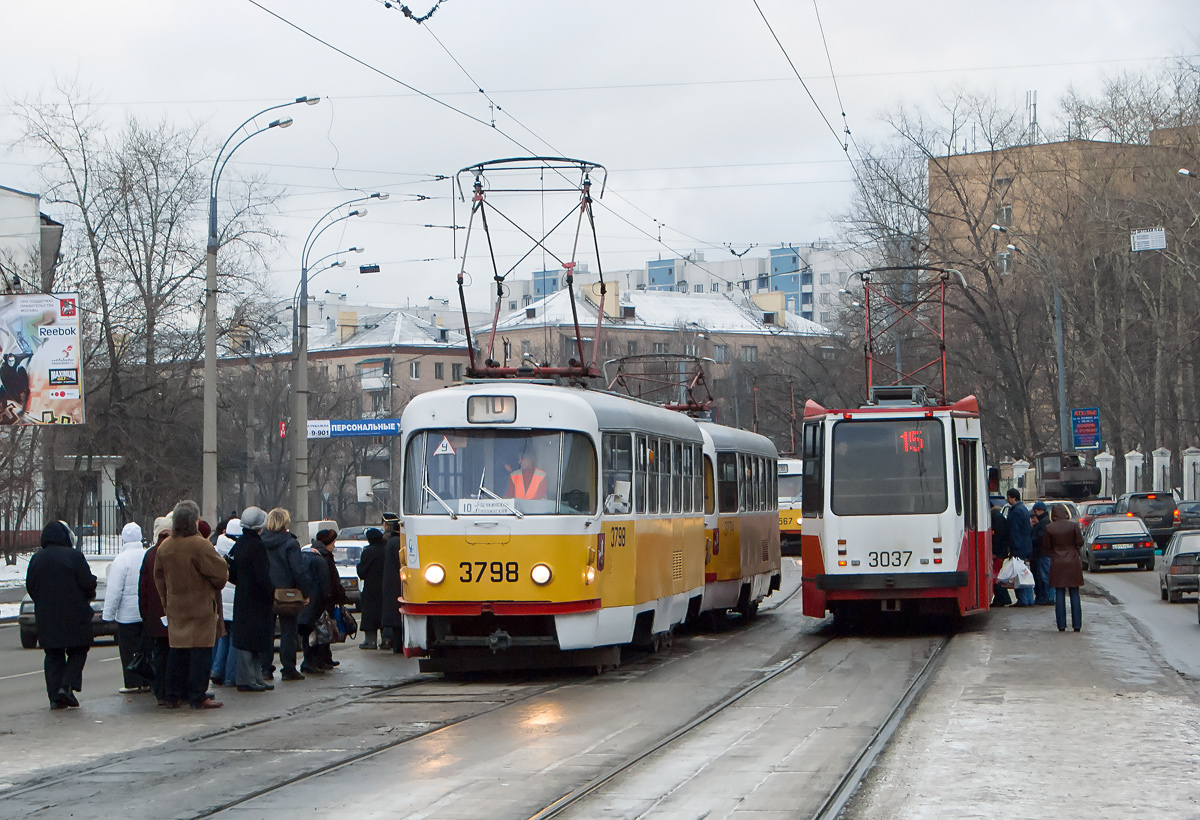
[260,508,312,682]
[299,529,346,674]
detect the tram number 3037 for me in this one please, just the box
[459,561,520,582]
[867,551,913,568]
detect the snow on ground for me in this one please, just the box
[0,603,19,619]
[0,555,30,587]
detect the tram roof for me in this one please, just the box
[697,421,779,459]
[415,381,703,440]
[803,395,980,420]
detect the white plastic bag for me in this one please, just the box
[1012,557,1035,588]
[997,557,1017,588]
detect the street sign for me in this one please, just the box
[1130,227,1166,252]
[307,418,401,439]
[1071,407,1101,450]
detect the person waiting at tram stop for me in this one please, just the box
[1030,501,1054,606]
[508,454,548,500]
[1006,488,1035,606]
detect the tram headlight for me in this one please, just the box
[584,566,596,585]
[424,564,446,585]
[531,563,553,585]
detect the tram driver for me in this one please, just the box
[508,454,549,500]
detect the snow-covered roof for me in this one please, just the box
[307,309,466,352]
[485,288,830,336]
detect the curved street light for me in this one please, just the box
[203,96,320,524]
[293,194,386,525]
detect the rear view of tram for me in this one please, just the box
[777,457,803,555]
[799,387,992,620]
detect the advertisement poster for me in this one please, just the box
[0,292,84,425]
[1070,407,1101,451]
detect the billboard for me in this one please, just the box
[307,418,401,439]
[0,293,84,425]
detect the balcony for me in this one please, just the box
[361,375,390,391]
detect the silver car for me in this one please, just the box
[1156,530,1200,603]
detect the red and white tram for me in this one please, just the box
[799,387,992,620]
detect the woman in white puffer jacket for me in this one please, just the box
[102,522,149,693]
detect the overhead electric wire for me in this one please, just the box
[811,0,858,158]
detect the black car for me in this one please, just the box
[1177,500,1200,530]
[1112,492,1180,548]
[1082,515,1156,571]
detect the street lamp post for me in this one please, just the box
[204,96,320,524]
[293,194,385,528]
[991,224,1071,452]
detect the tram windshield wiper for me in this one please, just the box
[423,483,458,519]
[476,481,525,519]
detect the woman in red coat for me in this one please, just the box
[1043,505,1085,632]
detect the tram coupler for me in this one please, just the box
[488,630,513,652]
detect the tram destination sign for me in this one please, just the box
[1071,407,1102,451]
[308,418,401,439]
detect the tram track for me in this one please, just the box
[530,628,952,820]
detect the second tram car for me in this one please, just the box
[777,457,803,555]
[800,389,991,620]
[697,423,782,625]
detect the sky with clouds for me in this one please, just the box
[1,0,1195,311]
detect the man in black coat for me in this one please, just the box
[379,514,403,652]
[26,521,97,709]
[356,528,386,649]
[228,506,275,692]
[990,503,1012,608]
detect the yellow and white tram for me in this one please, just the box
[697,423,782,625]
[777,457,803,555]
[398,381,708,670]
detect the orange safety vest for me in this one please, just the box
[509,468,547,499]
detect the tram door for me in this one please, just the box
[957,438,983,610]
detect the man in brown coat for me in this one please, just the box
[154,500,229,709]
[1043,505,1085,633]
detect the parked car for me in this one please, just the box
[1077,500,1115,531]
[333,526,371,609]
[1112,492,1180,548]
[1043,500,1079,521]
[19,557,116,649]
[1082,516,1156,572]
[1156,531,1200,603]
[1176,500,1200,530]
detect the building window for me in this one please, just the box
[653,342,668,354]
[713,344,730,363]
[509,301,517,310]
[336,364,345,380]
[694,284,703,293]
[434,362,444,380]
[820,311,832,325]
[409,361,420,380]
[711,282,720,292]
[819,272,830,285]
[995,203,1012,228]
[757,274,768,291]
[820,292,831,305]
[628,341,638,356]
[740,280,750,292]
[452,363,463,381]
[998,251,1012,276]
[741,346,757,363]
[684,343,698,356]
[372,392,385,412]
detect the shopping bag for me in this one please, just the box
[997,557,1017,588]
[1012,557,1035,588]
[309,611,344,646]
[334,605,357,641]
[127,651,155,681]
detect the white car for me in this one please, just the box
[1157,530,1200,603]
[332,526,372,609]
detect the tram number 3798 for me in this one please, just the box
[459,561,520,582]
[867,551,913,568]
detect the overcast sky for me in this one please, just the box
[1,0,1196,312]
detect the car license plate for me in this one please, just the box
[1113,543,1133,549]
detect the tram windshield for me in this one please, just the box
[403,429,597,516]
[778,475,803,503]
[830,419,947,516]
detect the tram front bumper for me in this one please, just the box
[815,571,968,590]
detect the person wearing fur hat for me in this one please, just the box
[138,514,174,704]
[102,522,149,693]
[26,520,97,709]
[154,501,229,709]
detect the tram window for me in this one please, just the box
[681,444,693,513]
[659,438,671,513]
[717,453,739,513]
[693,445,704,512]
[830,419,947,516]
[672,440,684,513]
[648,437,660,514]
[560,434,598,514]
[704,455,716,515]
[959,439,980,531]
[603,433,633,514]
[771,459,778,510]
[635,435,649,514]
[801,421,824,517]
[402,428,596,515]
[751,457,760,511]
